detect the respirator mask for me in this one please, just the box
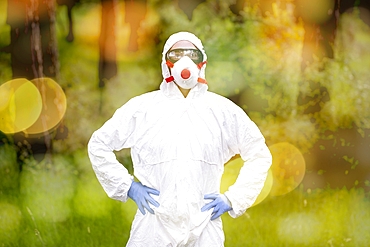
[166,48,204,89]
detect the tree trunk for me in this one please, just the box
[56,0,80,42]
[7,0,59,79]
[124,0,147,51]
[99,0,118,88]
[6,0,60,162]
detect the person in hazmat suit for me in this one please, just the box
[88,31,272,247]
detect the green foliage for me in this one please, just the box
[0,0,10,49]
[0,0,11,84]
[0,144,19,193]
[302,10,370,131]
[51,0,370,153]
[238,4,304,118]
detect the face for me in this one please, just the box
[166,40,203,65]
[166,40,202,93]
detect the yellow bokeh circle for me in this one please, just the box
[269,142,306,196]
[24,78,67,135]
[0,78,67,135]
[0,79,42,134]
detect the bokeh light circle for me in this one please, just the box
[222,156,273,206]
[24,77,67,135]
[269,142,306,196]
[0,78,42,134]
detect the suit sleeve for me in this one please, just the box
[87,99,138,202]
[224,105,272,218]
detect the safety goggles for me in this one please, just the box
[166,49,203,64]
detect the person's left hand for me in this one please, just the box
[201,193,232,220]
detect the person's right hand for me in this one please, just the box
[128,181,160,215]
[201,194,232,220]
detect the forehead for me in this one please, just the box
[170,40,197,50]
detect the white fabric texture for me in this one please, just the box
[88,31,272,247]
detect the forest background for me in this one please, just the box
[1,0,370,246]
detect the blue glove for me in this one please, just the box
[128,181,160,215]
[201,193,232,220]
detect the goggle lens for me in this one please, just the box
[166,49,203,64]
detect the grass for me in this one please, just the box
[224,187,370,246]
[1,145,370,246]
[2,174,370,246]
[0,146,136,247]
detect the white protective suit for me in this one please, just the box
[88,31,272,247]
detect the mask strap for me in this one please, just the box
[197,61,207,69]
[165,76,174,83]
[197,78,207,84]
[197,60,207,84]
[166,60,174,68]
[165,60,175,83]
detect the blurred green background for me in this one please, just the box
[1,0,370,246]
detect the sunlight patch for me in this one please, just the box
[269,142,306,196]
[277,212,323,245]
